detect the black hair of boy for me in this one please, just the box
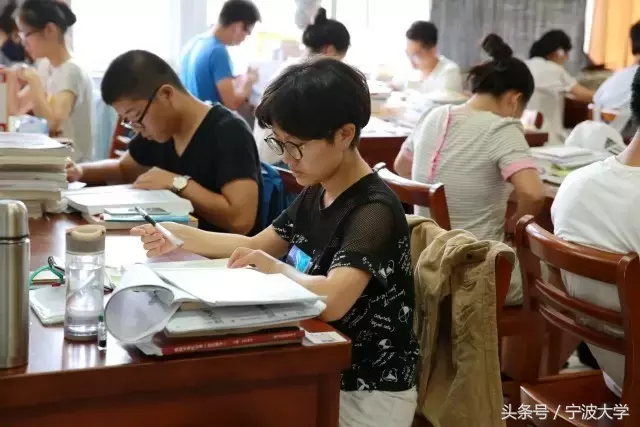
[218,0,261,28]
[630,21,640,56]
[17,0,76,35]
[406,21,438,48]
[255,57,370,145]
[468,33,535,104]
[529,29,573,59]
[101,50,187,105]
[302,7,350,54]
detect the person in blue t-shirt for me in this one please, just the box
[179,0,260,109]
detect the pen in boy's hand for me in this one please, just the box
[134,206,185,248]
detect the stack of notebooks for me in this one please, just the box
[0,132,72,217]
[529,146,610,185]
[63,184,198,229]
[104,263,326,356]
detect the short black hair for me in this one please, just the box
[302,7,350,54]
[0,1,18,35]
[529,29,572,59]
[406,21,438,48]
[218,0,260,28]
[101,50,186,105]
[631,21,640,56]
[631,67,640,122]
[468,34,535,104]
[255,57,370,145]
[17,0,76,35]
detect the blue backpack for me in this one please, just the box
[259,162,292,229]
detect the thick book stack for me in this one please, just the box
[104,262,326,357]
[0,133,72,218]
[63,184,195,229]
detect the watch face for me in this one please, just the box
[173,176,188,190]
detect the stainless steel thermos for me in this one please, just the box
[0,200,30,369]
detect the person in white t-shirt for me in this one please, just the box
[254,7,350,165]
[401,21,463,95]
[594,21,640,110]
[525,30,594,145]
[551,66,640,399]
[394,34,545,305]
[9,0,94,161]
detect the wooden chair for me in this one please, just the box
[109,117,131,159]
[513,215,640,426]
[373,163,451,230]
[273,163,452,231]
[273,166,303,195]
[521,110,544,130]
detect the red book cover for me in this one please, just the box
[141,327,305,356]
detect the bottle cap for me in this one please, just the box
[0,200,29,239]
[66,224,106,254]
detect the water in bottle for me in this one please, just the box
[64,225,105,341]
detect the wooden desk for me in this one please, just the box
[0,214,351,427]
[359,130,549,172]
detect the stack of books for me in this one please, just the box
[0,133,72,217]
[63,184,197,229]
[104,262,326,357]
[530,146,609,185]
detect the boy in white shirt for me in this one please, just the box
[551,66,640,399]
[594,21,640,110]
[402,21,463,94]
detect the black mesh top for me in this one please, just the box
[273,172,419,392]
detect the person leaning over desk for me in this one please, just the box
[132,57,420,427]
[66,50,262,236]
[7,0,94,161]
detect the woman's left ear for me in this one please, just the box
[335,124,356,150]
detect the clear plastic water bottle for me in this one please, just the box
[64,225,105,341]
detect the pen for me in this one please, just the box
[134,206,185,248]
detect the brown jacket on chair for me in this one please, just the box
[408,215,513,427]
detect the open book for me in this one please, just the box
[104,264,326,344]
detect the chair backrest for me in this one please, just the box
[521,109,544,130]
[273,166,303,194]
[109,117,131,159]
[374,163,451,230]
[515,215,640,402]
[274,163,452,231]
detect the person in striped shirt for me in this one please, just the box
[394,34,545,305]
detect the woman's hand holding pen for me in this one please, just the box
[130,222,184,257]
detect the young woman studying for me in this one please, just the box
[132,57,419,427]
[394,34,545,305]
[10,0,94,161]
[526,30,594,103]
[254,7,351,166]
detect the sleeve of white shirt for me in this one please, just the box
[440,67,463,93]
[557,65,578,93]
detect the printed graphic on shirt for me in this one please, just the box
[271,174,419,392]
[286,245,312,273]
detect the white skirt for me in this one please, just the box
[339,387,417,427]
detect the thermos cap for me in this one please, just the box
[66,225,106,254]
[0,200,29,239]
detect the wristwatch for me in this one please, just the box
[171,175,191,194]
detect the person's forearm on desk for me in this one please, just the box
[180,179,259,235]
[77,160,124,184]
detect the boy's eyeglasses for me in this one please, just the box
[121,86,161,131]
